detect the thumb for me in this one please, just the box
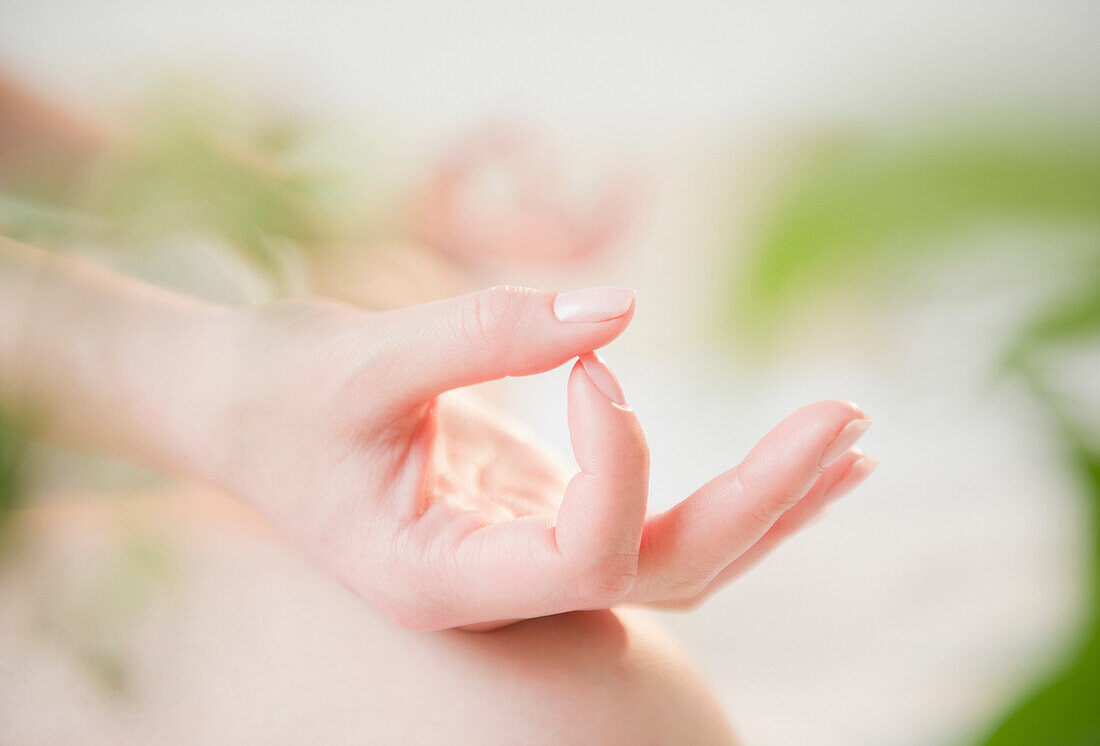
[554,353,649,604]
[377,285,635,402]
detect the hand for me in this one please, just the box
[213,286,877,630]
[411,124,638,266]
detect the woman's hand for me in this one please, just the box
[0,236,875,631]
[211,285,876,630]
[411,124,637,267]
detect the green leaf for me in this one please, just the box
[730,131,1100,344]
[1002,276,1100,373]
[976,440,1100,745]
[0,410,30,544]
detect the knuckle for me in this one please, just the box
[661,573,710,603]
[575,551,639,605]
[659,592,706,612]
[454,291,488,348]
[748,503,781,534]
[737,475,790,533]
[454,286,533,371]
[748,488,803,530]
[473,286,524,339]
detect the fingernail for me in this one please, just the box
[553,287,635,323]
[578,352,627,406]
[820,417,873,468]
[824,455,879,502]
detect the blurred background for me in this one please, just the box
[1,1,1098,744]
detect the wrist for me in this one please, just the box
[1,235,251,489]
[188,297,373,507]
[136,301,244,488]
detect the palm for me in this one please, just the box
[426,393,569,527]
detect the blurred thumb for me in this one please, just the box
[377,285,635,402]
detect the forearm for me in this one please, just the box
[0,74,109,191]
[0,235,235,482]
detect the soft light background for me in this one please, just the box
[3,2,1098,744]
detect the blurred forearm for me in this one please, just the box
[0,235,235,481]
[0,74,110,193]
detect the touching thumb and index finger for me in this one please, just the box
[375,285,636,404]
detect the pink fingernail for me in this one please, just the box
[820,417,874,468]
[824,455,879,502]
[553,287,635,323]
[578,352,627,406]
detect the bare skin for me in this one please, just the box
[1,239,877,630]
[0,75,877,742]
[0,491,737,745]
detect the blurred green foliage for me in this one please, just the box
[0,404,173,695]
[93,94,336,288]
[0,410,29,543]
[977,432,1100,745]
[64,528,173,695]
[732,131,1100,343]
[732,126,1100,744]
[2,84,353,292]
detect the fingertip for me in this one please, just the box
[549,289,636,359]
[820,416,874,468]
[552,287,636,324]
[577,352,628,407]
[819,450,879,505]
[795,398,867,425]
[833,454,879,497]
[566,355,646,474]
[772,399,873,470]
